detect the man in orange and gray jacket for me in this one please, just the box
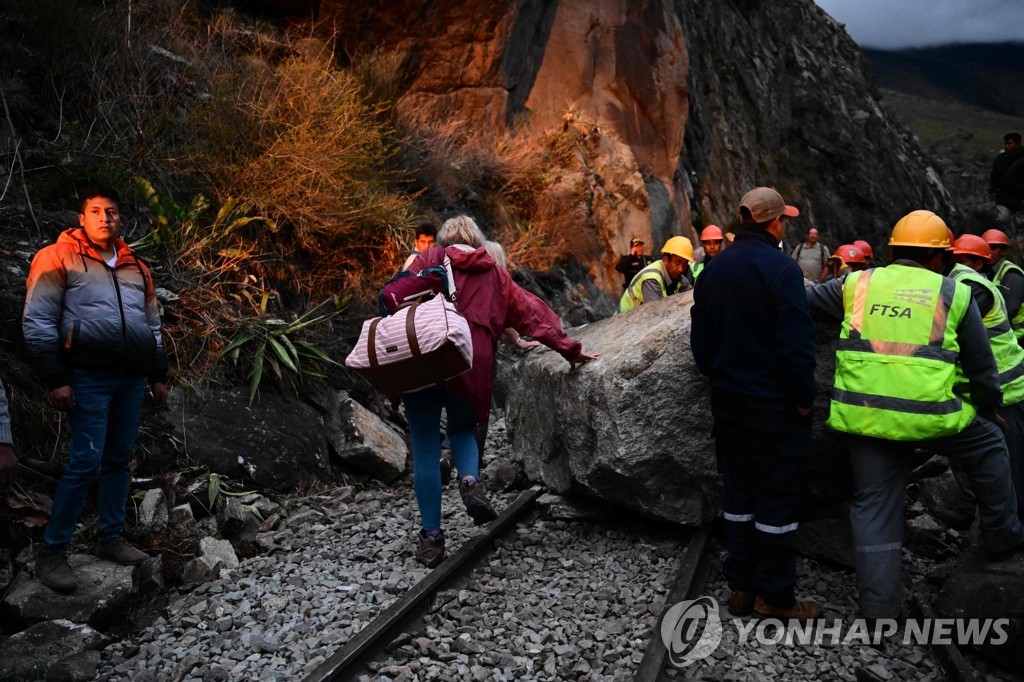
[23,185,168,591]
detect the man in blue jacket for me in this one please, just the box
[691,186,821,622]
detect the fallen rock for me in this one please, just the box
[793,516,855,569]
[216,496,247,537]
[916,468,975,531]
[323,390,408,481]
[937,546,1024,674]
[181,537,239,584]
[44,649,102,682]
[905,512,960,559]
[169,503,197,533]
[157,388,331,492]
[138,487,169,530]
[0,620,106,680]
[3,555,136,628]
[537,493,622,522]
[506,292,848,525]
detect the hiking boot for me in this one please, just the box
[36,551,77,592]
[726,590,755,617]
[96,538,149,566]
[754,596,823,622]
[459,476,497,525]
[416,529,445,568]
[440,452,454,487]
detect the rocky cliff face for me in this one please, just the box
[308,0,952,293]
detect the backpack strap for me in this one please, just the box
[443,255,458,303]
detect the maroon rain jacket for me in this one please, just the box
[408,245,583,422]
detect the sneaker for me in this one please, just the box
[416,529,445,568]
[753,596,823,622]
[35,551,78,592]
[459,476,497,525]
[726,590,755,617]
[440,452,454,487]
[95,538,149,566]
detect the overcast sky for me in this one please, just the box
[814,0,1024,49]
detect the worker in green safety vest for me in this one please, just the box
[983,229,1024,346]
[806,210,1024,620]
[951,234,1024,521]
[617,236,693,314]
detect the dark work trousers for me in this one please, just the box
[849,416,1024,618]
[1001,400,1024,521]
[713,395,812,609]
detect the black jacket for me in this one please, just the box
[691,228,816,409]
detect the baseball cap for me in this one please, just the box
[629,236,645,246]
[739,187,800,223]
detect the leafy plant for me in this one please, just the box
[222,296,348,402]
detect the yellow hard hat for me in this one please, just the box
[888,210,950,248]
[661,236,693,261]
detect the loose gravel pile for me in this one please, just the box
[363,521,680,681]
[95,415,684,681]
[671,554,944,682]
[96,483,519,681]
[92,408,1020,681]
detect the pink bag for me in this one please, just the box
[345,261,473,395]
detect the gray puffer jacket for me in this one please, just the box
[23,228,168,389]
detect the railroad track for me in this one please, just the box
[304,486,700,682]
[303,490,988,682]
[304,487,543,681]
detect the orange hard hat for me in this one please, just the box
[700,225,724,241]
[852,240,874,260]
[946,228,956,252]
[982,229,1010,247]
[953,234,993,261]
[835,244,867,265]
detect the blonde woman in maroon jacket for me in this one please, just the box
[404,216,598,566]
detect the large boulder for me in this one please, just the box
[3,555,136,628]
[505,291,849,525]
[158,388,331,491]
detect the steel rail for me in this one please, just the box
[304,486,542,682]
[634,527,713,681]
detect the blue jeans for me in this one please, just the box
[42,370,147,554]
[403,386,479,531]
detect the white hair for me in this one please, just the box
[483,240,508,270]
[437,215,486,248]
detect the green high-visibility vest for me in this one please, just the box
[992,258,1024,342]
[618,260,681,313]
[691,260,705,280]
[950,263,1024,406]
[829,265,976,441]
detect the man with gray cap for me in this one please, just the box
[692,187,822,622]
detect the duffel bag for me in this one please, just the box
[345,293,473,395]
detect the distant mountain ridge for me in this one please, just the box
[863,42,1024,117]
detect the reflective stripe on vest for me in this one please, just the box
[950,263,1024,405]
[828,265,976,441]
[691,261,704,280]
[618,261,677,313]
[992,258,1024,341]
